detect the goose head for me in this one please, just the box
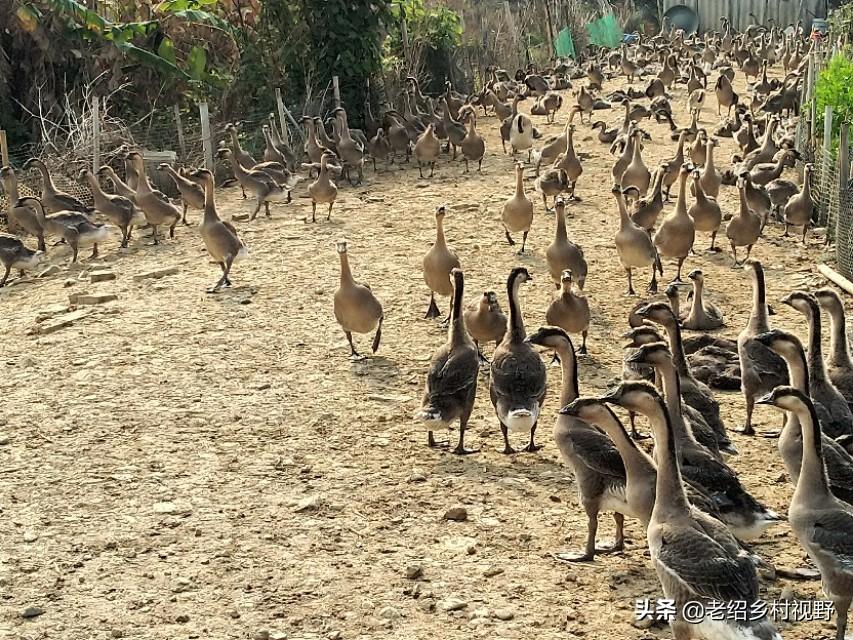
[636,301,677,326]
[525,325,572,351]
[755,385,809,413]
[434,204,447,220]
[625,340,674,369]
[335,239,348,255]
[781,290,818,317]
[687,269,704,283]
[188,168,214,185]
[622,325,664,348]
[813,288,842,311]
[753,328,803,359]
[599,379,662,414]
[559,397,621,426]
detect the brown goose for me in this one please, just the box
[423,206,461,321]
[603,382,780,640]
[23,158,90,213]
[815,288,853,411]
[490,267,547,454]
[464,291,507,365]
[0,166,46,252]
[545,196,587,289]
[545,270,591,354]
[333,241,383,359]
[0,233,43,286]
[416,268,480,454]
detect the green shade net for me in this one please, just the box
[586,13,622,49]
[555,27,575,58]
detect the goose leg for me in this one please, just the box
[240,185,247,199]
[371,316,383,353]
[37,235,46,253]
[464,158,469,173]
[169,222,177,239]
[802,225,809,245]
[499,423,515,454]
[89,243,99,259]
[671,257,685,283]
[182,202,189,225]
[120,226,129,249]
[730,242,739,267]
[518,231,528,255]
[736,396,757,435]
[504,229,516,246]
[523,422,542,452]
[783,222,790,237]
[311,201,317,224]
[327,203,333,222]
[428,431,448,449]
[429,162,435,178]
[478,158,483,172]
[596,512,625,552]
[555,506,598,562]
[579,330,588,355]
[647,266,658,293]
[265,201,272,218]
[251,200,263,221]
[149,225,160,246]
[425,293,441,319]
[835,597,851,640]
[707,230,720,252]
[418,163,424,179]
[452,416,479,455]
[625,267,636,296]
[0,264,11,287]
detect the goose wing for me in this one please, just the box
[427,344,479,399]
[108,194,135,215]
[54,192,89,212]
[567,427,626,481]
[655,522,759,602]
[490,347,546,400]
[809,510,853,571]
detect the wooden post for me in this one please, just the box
[504,1,519,65]
[92,95,100,174]
[198,100,213,171]
[543,0,555,59]
[332,76,341,109]
[400,0,411,69]
[275,87,290,146]
[173,104,187,161]
[0,130,8,167]
[841,123,851,190]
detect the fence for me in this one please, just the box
[796,42,853,280]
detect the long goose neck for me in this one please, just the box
[675,171,688,214]
[804,307,825,378]
[648,396,691,517]
[514,169,524,197]
[794,401,830,500]
[35,163,56,193]
[2,173,20,201]
[507,275,526,342]
[665,321,690,375]
[557,344,579,406]
[22,197,47,224]
[555,205,567,241]
[691,279,704,314]
[448,276,467,347]
[201,177,218,222]
[435,215,447,247]
[339,252,355,287]
[827,302,853,368]
[705,142,715,171]
[134,160,152,194]
[656,360,693,444]
[84,173,107,201]
[616,192,631,227]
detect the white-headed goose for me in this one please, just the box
[490,267,546,454]
[602,381,781,640]
[16,196,108,263]
[754,330,853,504]
[23,158,90,213]
[416,268,480,454]
[333,241,383,359]
[528,327,627,561]
[782,291,853,439]
[815,288,853,410]
[756,387,853,640]
[0,234,43,286]
[78,169,145,248]
[189,169,248,293]
[422,205,460,321]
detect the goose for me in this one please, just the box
[157,164,204,225]
[125,152,180,244]
[423,206,461,321]
[366,128,391,171]
[501,162,534,254]
[413,123,441,178]
[460,112,486,172]
[333,240,383,360]
[531,92,563,123]
[742,117,780,170]
[561,397,722,529]
[0,166,46,252]
[464,291,507,365]
[661,132,687,201]
[749,149,798,186]
[535,123,570,176]
[654,164,695,283]
[782,291,853,439]
[620,347,781,539]
[620,44,639,83]
[545,270,590,354]
[620,130,651,196]
[601,381,781,640]
[97,165,138,202]
[636,303,730,448]
[732,260,790,435]
[696,136,722,199]
[735,113,759,154]
[714,73,739,117]
[261,123,288,166]
[266,114,296,169]
[490,267,547,454]
[23,158,90,213]
[381,111,411,162]
[814,288,853,410]
[313,116,338,154]
[625,165,666,232]
[556,125,583,201]
[416,269,480,454]
[16,196,108,263]
[546,196,587,289]
[726,177,762,267]
[688,169,722,252]
[575,86,594,123]
[509,111,537,162]
[189,169,248,293]
[499,94,526,154]
[754,332,853,503]
[766,177,799,219]
[526,327,626,561]
[621,325,663,439]
[740,173,772,229]
[686,88,705,119]
[78,169,145,248]
[755,387,853,640]
[688,129,708,168]
[713,105,745,138]
[535,159,569,210]
[218,148,291,220]
[0,234,43,287]
[332,110,365,186]
[591,120,619,145]
[783,162,815,243]
[613,186,659,295]
[301,152,342,223]
[120,149,140,192]
[438,97,466,159]
[683,270,724,331]
[225,123,259,169]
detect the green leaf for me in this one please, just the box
[157,37,177,65]
[15,4,41,32]
[114,40,192,80]
[187,45,207,80]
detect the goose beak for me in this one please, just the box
[558,399,582,416]
[634,303,651,317]
[598,387,622,405]
[755,391,775,406]
[625,349,645,365]
[780,293,794,307]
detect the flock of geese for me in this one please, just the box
[0,13,849,640]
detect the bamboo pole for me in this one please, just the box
[198,100,213,171]
[275,88,290,146]
[92,96,100,174]
[173,104,187,161]
[0,130,8,167]
[333,76,341,109]
[819,263,853,295]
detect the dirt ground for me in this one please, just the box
[0,65,845,640]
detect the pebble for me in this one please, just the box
[0,435,9,446]
[175,614,190,623]
[293,494,323,512]
[21,606,44,618]
[379,606,402,620]
[405,564,423,580]
[483,565,504,577]
[38,265,60,277]
[441,598,468,612]
[153,501,177,514]
[443,506,468,522]
[228,609,240,619]
[22,531,38,543]
[252,633,270,640]
[270,632,288,640]
[493,608,514,621]
[89,270,116,283]
[110,631,123,638]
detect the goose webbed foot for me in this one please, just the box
[554,550,595,563]
[759,429,782,438]
[523,426,541,452]
[428,431,449,449]
[504,230,516,246]
[451,428,479,455]
[500,424,515,454]
[733,424,756,435]
[424,295,441,319]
